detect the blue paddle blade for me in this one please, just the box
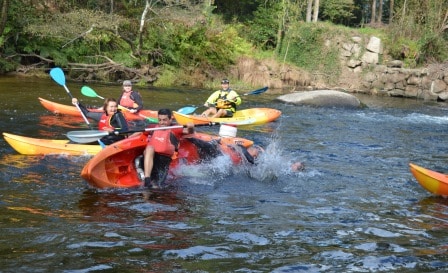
[178,106,197,115]
[50,67,66,86]
[245,86,268,95]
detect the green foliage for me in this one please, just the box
[321,0,356,25]
[143,19,251,71]
[244,3,281,50]
[387,0,448,64]
[280,22,342,83]
[23,9,130,64]
[153,65,178,87]
[418,33,448,64]
[384,36,419,67]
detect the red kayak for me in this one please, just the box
[81,132,254,189]
[38,97,158,121]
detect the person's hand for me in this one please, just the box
[72,98,78,105]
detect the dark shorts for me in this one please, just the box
[222,110,233,117]
[150,154,172,185]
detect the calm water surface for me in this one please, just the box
[1,75,448,272]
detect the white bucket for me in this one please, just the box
[219,124,237,137]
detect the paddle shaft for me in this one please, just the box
[67,122,220,143]
[178,86,268,114]
[50,68,93,129]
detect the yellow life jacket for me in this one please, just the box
[216,99,232,109]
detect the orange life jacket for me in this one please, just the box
[148,129,178,157]
[119,92,135,108]
[98,113,113,131]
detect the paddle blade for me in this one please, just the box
[81,86,104,99]
[66,130,109,144]
[244,86,268,96]
[50,67,66,86]
[178,106,198,115]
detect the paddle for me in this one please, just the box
[50,67,93,128]
[80,86,158,123]
[66,123,222,143]
[177,86,269,115]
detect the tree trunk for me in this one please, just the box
[378,0,383,24]
[371,0,377,24]
[306,0,312,22]
[137,0,151,56]
[389,0,394,23]
[275,0,286,54]
[0,0,9,36]
[312,0,319,22]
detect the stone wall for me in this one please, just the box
[339,36,448,101]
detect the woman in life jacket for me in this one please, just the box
[117,80,144,113]
[201,78,242,118]
[72,97,129,145]
[141,108,194,189]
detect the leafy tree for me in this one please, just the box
[321,0,356,25]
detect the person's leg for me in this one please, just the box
[211,109,227,118]
[201,107,217,117]
[151,154,172,188]
[212,109,233,118]
[143,145,155,187]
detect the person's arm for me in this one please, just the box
[110,111,129,132]
[229,90,242,106]
[204,91,220,107]
[130,91,143,111]
[182,122,194,134]
[72,98,102,121]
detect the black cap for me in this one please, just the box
[221,79,229,84]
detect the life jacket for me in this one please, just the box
[216,99,232,109]
[148,129,179,157]
[119,92,135,108]
[220,144,256,165]
[98,113,114,131]
[216,90,235,110]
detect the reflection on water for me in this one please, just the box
[2,76,448,271]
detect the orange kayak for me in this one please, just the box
[409,163,448,197]
[3,132,102,156]
[173,108,282,126]
[38,97,158,121]
[81,132,254,189]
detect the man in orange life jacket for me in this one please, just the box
[72,97,129,145]
[142,108,194,189]
[117,80,143,114]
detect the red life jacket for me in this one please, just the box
[98,113,114,131]
[148,129,177,156]
[119,92,135,108]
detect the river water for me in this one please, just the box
[1,75,448,272]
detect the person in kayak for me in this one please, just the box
[72,97,129,145]
[117,80,143,114]
[141,108,194,189]
[201,78,242,118]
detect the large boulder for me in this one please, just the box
[276,90,361,108]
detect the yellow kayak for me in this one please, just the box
[173,108,282,125]
[409,163,448,197]
[3,132,101,156]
